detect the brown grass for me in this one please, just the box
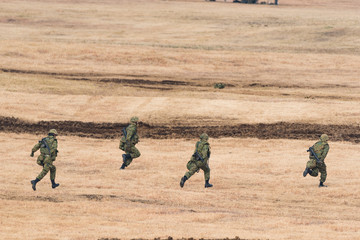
[1,133,359,239]
[0,0,360,239]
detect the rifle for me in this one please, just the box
[122,127,127,139]
[193,150,205,162]
[41,138,51,156]
[307,147,321,164]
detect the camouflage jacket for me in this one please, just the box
[120,123,139,145]
[192,140,211,162]
[310,140,329,162]
[32,135,58,160]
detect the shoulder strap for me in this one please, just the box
[41,137,51,155]
[122,127,127,138]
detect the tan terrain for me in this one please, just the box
[0,0,359,239]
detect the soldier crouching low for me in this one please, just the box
[180,133,213,188]
[119,116,141,169]
[30,129,60,191]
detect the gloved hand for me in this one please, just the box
[30,152,34,157]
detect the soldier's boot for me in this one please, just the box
[31,178,40,191]
[180,176,188,188]
[120,162,126,169]
[303,168,312,177]
[319,181,327,188]
[51,179,60,189]
[205,180,213,188]
[120,154,131,169]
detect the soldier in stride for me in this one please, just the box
[119,116,141,169]
[180,133,213,188]
[303,134,329,187]
[30,129,60,191]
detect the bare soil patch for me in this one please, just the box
[1,116,359,142]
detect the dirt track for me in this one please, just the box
[1,116,359,142]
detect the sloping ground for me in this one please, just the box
[1,116,359,142]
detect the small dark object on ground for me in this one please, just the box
[214,83,225,89]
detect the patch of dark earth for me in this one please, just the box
[0,68,205,87]
[4,67,351,89]
[0,116,359,143]
[0,193,62,203]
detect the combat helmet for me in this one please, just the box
[48,129,58,135]
[130,116,139,123]
[200,133,209,141]
[320,134,329,142]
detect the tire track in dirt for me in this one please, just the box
[0,68,209,89]
[0,116,359,143]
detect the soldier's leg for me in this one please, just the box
[36,161,51,181]
[309,167,319,177]
[50,164,56,180]
[201,164,210,181]
[185,161,199,179]
[201,164,212,188]
[125,156,133,167]
[318,162,327,184]
[123,146,141,167]
[130,146,141,159]
[36,155,44,167]
[49,164,59,189]
[304,159,316,177]
[180,161,198,188]
[31,157,51,191]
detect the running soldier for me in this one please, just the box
[30,129,60,191]
[180,133,213,188]
[303,134,330,187]
[119,116,141,169]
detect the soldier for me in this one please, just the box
[303,134,330,187]
[119,116,141,169]
[180,133,213,188]
[30,129,60,191]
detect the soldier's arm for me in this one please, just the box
[200,144,210,161]
[50,140,58,157]
[126,126,135,142]
[319,144,329,161]
[32,142,41,153]
[31,142,41,156]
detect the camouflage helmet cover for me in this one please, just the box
[48,129,58,135]
[320,134,329,142]
[130,116,139,123]
[200,133,209,141]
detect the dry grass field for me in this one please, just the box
[0,0,359,239]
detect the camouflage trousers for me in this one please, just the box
[185,159,210,181]
[36,154,56,181]
[122,144,141,167]
[306,158,327,183]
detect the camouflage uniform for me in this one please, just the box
[119,116,141,169]
[180,133,213,188]
[303,134,329,187]
[30,129,60,191]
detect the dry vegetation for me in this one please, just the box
[1,133,359,240]
[0,0,359,239]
